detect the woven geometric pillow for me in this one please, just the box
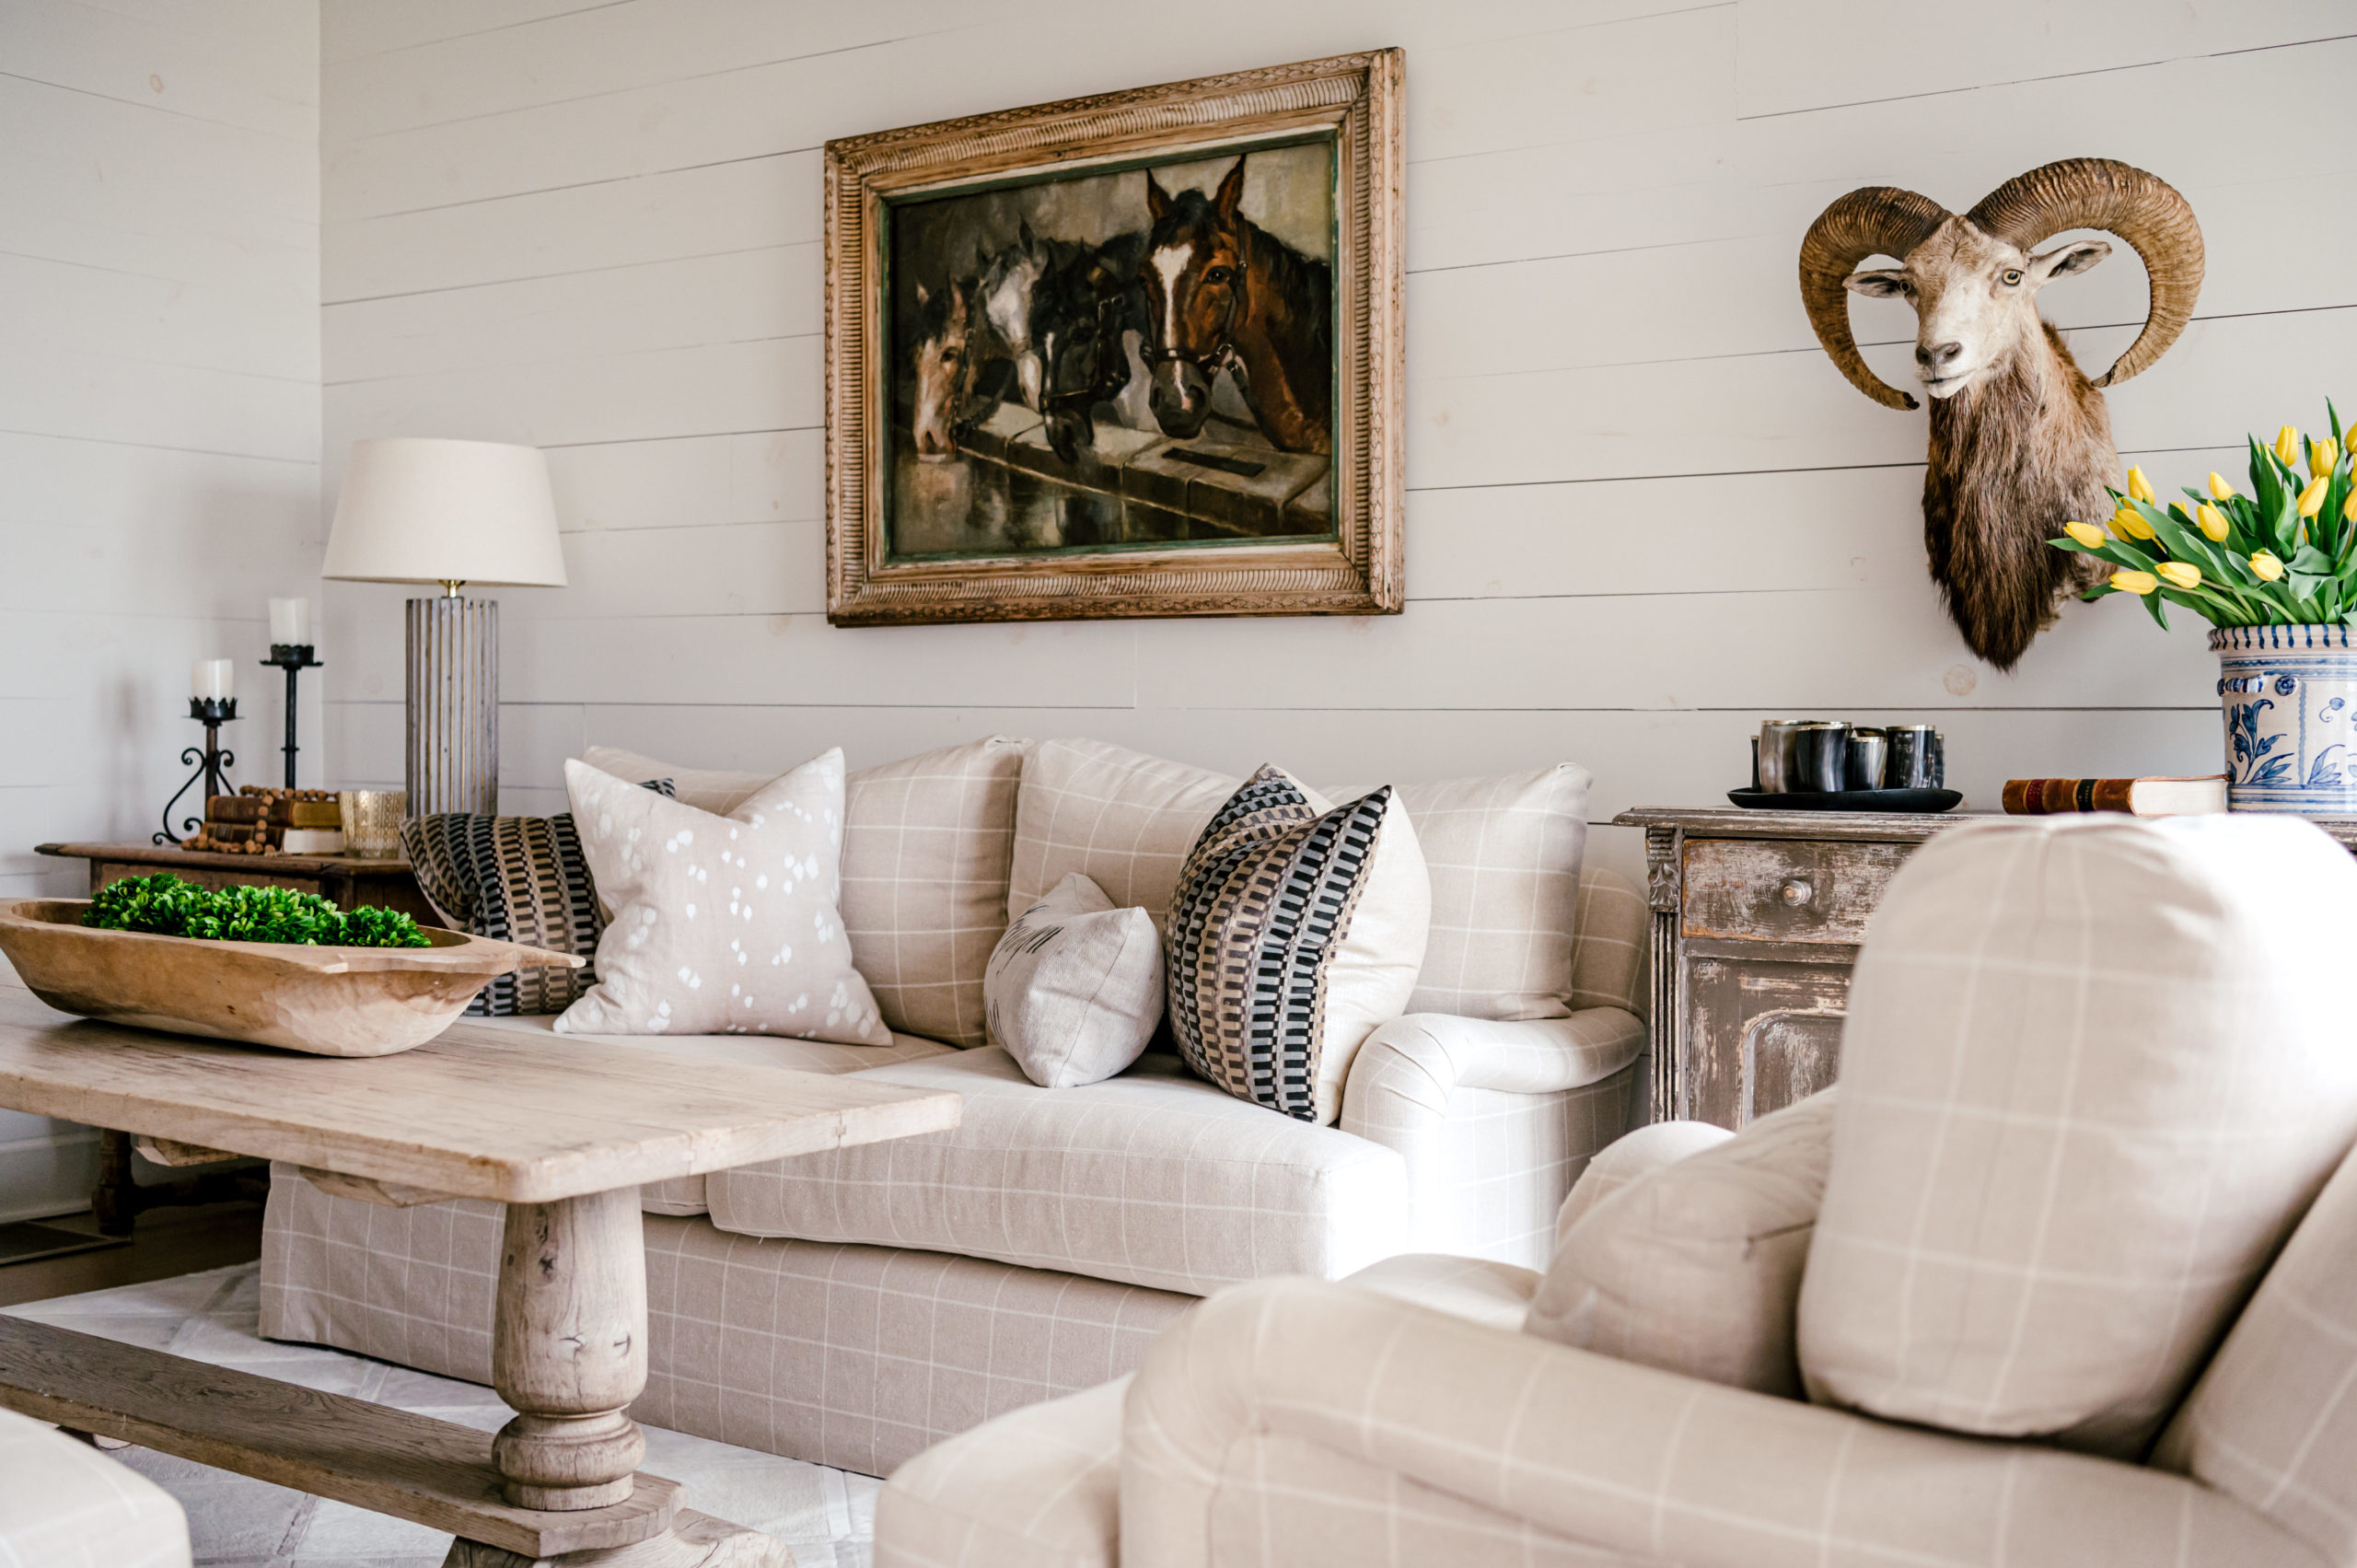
[400,778,673,1016]
[1166,765,1429,1124]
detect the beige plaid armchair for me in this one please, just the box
[875,817,2357,1568]
[879,1228,2351,1567]
[0,1408,190,1568]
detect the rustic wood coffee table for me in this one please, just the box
[0,975,960,1566]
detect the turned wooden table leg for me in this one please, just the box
[492,1187,648,1511]
[461,1185,790,1566]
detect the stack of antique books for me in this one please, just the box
[185,787,346,854]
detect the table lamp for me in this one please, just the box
[322,438,566,817]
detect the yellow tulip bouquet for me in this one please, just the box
[2050,404,2355,628]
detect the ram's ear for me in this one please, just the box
[1842,269,1910,298]
[2030,238,2111,286]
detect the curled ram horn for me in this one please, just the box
[1964,157,2204,387]
[1795,186,1952,411]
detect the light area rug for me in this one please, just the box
[1,1262,877,1567]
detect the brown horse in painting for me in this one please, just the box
[1140,157,1331,454]
[909,276,977,459]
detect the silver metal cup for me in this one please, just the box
[1757,720,1808,794]
[1846,728,1889,792]
[1792,722,1852,795]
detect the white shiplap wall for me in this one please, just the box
[1,0,320,1218]
[315,2,2354,884]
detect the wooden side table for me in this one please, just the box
[32,841,441,1234]
[34,841,437,925]
[1615,806,2357,1130]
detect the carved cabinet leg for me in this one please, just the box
[492,1187,649,1511]
[1643,824,1684,1123]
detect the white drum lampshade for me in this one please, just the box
[323,438,568,817]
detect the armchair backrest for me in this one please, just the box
[1799,814,2357,1458]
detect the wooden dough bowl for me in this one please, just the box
[0,900,583,1057]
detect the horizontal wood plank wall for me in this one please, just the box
[317,0,2350,894]
[2,0,320,1219]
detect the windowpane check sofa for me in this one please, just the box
[259,737,1648,1476]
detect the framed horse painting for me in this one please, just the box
[823,48,1404,625]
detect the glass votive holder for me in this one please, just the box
[339,790,407,857]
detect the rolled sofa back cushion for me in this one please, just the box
[1527,1088,1835,1397]
[1798,815,2357,1458]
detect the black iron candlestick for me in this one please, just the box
[261,643,323,789]
[155,698,238,846]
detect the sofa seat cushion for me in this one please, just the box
[460,1014,953,1214]
[707,1047,1411,1295]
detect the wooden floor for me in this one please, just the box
[0,1200,263,1308]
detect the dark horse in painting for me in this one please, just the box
[1032,230,1151,460]
[1139,156,1331,454]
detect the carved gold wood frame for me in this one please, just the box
[824,48,1404,627]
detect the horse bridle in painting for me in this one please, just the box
[1145,245,1245,381]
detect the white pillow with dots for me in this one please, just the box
[555,750,889,1045]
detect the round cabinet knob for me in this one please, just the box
[1780,878,1814,907]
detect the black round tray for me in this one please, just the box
[1728,786,1961,813]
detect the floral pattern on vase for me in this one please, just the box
[2212,625,2357,813]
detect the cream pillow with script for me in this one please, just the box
[557,753,889,1044]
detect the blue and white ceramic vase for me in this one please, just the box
[2212,624,2357,812]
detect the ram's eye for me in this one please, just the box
[2001,269,2024,286]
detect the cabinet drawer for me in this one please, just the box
[1681,838,1916,945]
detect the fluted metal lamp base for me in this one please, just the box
[406,597,498,817]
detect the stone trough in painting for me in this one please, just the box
[893,402,1330,559]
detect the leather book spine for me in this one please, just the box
[2002,778,2142,815]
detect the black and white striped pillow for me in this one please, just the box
[400,779,673,1016]
[1165,765,1428,1122]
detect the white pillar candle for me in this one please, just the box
[269,597,310,645]
[191,658,233,702]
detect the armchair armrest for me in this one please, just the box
[1341,1010,1643,1263]
[1122,1279,2325,1568]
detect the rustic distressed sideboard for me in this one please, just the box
[1613,806,2357,1130]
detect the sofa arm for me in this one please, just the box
[1121,1279,2325,1568]
[1345,1010,1643,1106]
[1340,1010,1643,1264]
